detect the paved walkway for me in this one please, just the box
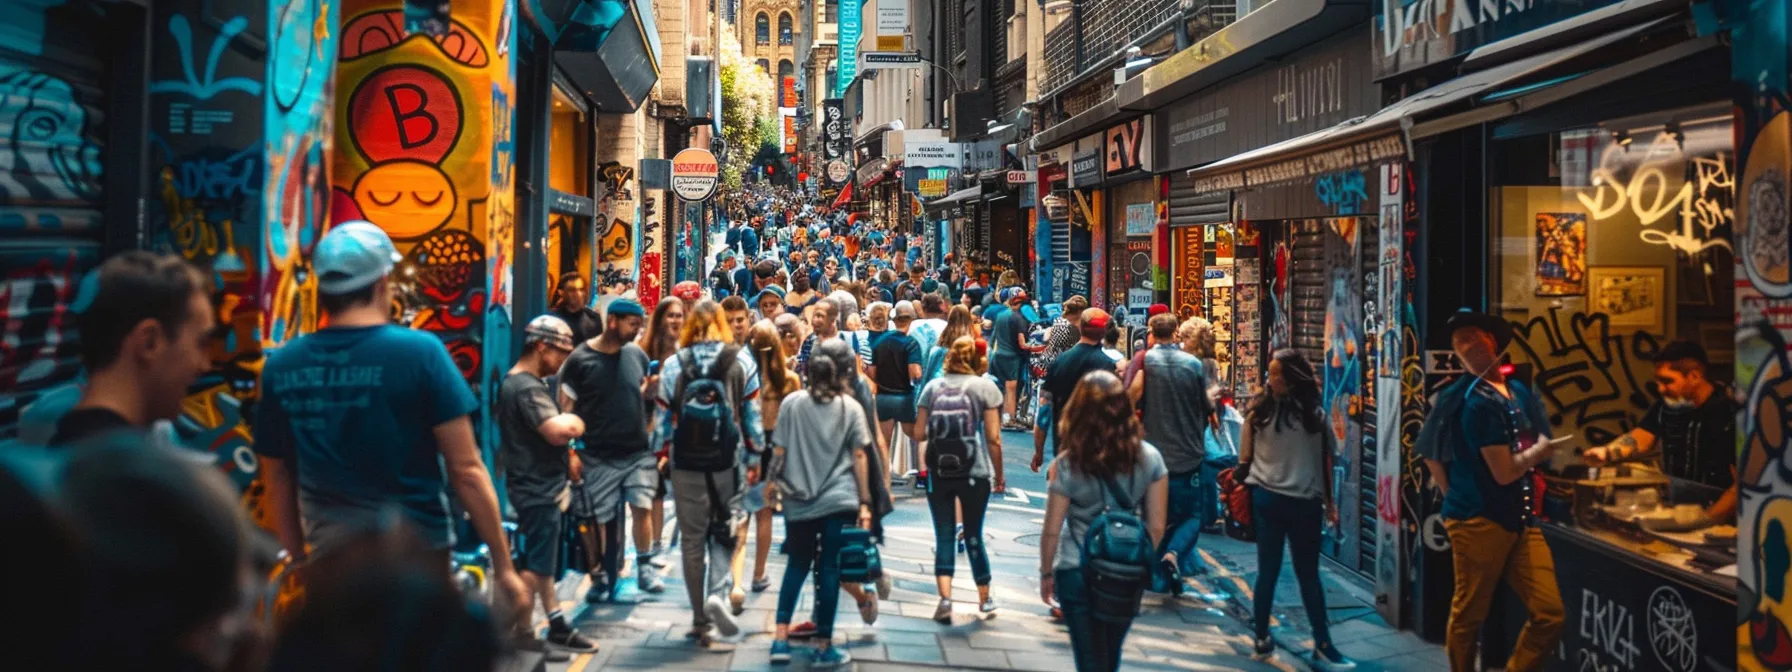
[530,432,1447,671]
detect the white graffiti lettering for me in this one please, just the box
[1575,131,1734,255]
[1580,589,1641,669]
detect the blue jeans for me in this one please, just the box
[1055,568,1132,672]
[1162,470,1204,577]
[926,476,991,584]
[1199,455,1238,530]
[776,512,852,637]
[1251,488,1331,644]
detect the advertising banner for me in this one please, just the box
[838,0,861,94]
[875,0,907,51]
[822,99,848,160]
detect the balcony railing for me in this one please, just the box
[1041,0,1236,95]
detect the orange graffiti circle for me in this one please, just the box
[353,160,456,240]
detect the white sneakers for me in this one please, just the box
[705,594,741,636]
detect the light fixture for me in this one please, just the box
[1613,130,1632,148]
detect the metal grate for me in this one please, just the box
[1039,0,1184,93]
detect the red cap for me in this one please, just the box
[672,281,702,301]
[1148,303,1170,317]
[1082,308,1112,331]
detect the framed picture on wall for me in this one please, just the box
[1534,212,1587,295]
[1588,266,1666,332]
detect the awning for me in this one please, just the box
[545,0,661,113]
[1186,19,1705,195]
[925,186,983,212]
[831,182,854,209]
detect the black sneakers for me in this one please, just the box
[514,634,572,662]
[546,623,599,652]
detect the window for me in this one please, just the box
[756,13,770,45]
[779,59,793,81]
[824,0,837,23]
[779,12,793,45]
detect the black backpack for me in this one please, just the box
[671,345,744,472]
[924,382,978,479]
[1081,474,1153,624]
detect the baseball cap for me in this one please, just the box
[315,221,402,294]
[1081,308,1112,331]
[524,314,576,350]
[1148,303,1170,317]
[607,299,646,318]
[892,301,917,322]
[1001,287,1028,303]
[672,281,703,301]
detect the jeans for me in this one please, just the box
[1199,455,1238,530]
[672,469,742,627]
[1162,470,1204,577]
[1055,568,1132,672]
[1444,517,1565,672]
[1251,488,1331,645]
[926,476,991,584]
[776,512,853,638]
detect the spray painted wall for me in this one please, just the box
[332,0,515,453]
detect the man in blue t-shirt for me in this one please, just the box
[255,222,527,615]
[1425,310,1565,672]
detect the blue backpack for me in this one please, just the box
[1081,474,1152,624]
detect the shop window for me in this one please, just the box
[756,12,770,45]
[779,12,793,45]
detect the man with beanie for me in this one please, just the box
[255,222,528,610]
[500,315,598,655]
[558,297,665,601]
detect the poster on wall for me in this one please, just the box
[1214,224,1235,265]
[1125,203,1155,236]
[1235,282,1260,336]
[1208,287,1234,339]
[1590,266,1666,332]
[1535,212,1587,295]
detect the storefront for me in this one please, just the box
[1035,157,1091,305]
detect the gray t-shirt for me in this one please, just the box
[1047,442,1167,571]
[916,373,1004,479]
[498,372,567,510]
[775,390,872,522]
[1140,345,1211,475]
[559,342,652,458]
[1245,419,1330,501]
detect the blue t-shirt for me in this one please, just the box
[1443,378,1549,532]
[255,324,478,549]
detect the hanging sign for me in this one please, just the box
[670,148,719,201]
[827,160,851,184]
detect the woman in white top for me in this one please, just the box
[1237,349,1356,671]
[915,336,1004,622]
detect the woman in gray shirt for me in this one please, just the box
[1038,370,1168,672]
[768,339,873,668]
[1237,349,1355,670]
[915,336,1005,622]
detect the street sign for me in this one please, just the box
[862,51,923,69]
[827,160,850,185]
[670,148,719,201]
[1006,170,1033,185]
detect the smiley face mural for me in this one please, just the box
[332,0,516,451]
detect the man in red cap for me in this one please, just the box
[1031,308,1118,472]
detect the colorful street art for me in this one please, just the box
[1322,216,1364,560]
[596,160,638,291]
[333,0,513,454]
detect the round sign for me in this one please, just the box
[827,160,850,184]
[671,148,719,202]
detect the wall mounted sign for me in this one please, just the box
[1191,134,1405,195]
[1158,32,1376,173]
[1007,170,1033,185]
[1104,118,1149,175]
[822,99,848,160]
[827,160,851,184]
[670,148,719,201]
[838,0,861,93]
[1071,149,1102,188]
[1373,0,1629,78]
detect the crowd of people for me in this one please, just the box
[9,181,1649,672]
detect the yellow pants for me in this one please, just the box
[1443,517,1565,672]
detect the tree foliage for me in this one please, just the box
[718,27,778,190]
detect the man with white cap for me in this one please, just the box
[500,315,598,656]
[255,222,528,613]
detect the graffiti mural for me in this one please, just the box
[596,160,638,290]
[1504,308,1663,445]
[1322,216,1364,558]
[1572,123,1735,256]
[333,0,512,454]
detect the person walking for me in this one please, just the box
[989,288,1044,430]
[1127,313,1217,590]
[652,300,764,646]
[638,296,688,557]
[868,302,925,473]
[1235,349,1356,669]
[1032,309,1118,472]
[256,222,527,611]
[1422,310,1565,672]
[731,322,800,612]
[1038,370,1168,672]
[551,271,604,344]
[497,315,598,656]
[560,298,664,601]
[916,336,1004,622]
[767,340,875,668]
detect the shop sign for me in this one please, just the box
[904,166,961,199]
[838,0,861,93]
[822,99,848,160]
[1374,0,1628,78]
[1065,261,1091,298]
[1192,134,1405,195]
[670,148,719,202]
[1006,170,1033,185]
[1159,32,1376,172]
[1104,117,1150,175]
[904,139,961,168]
[1071,149,1102,188]
[875,0,908,50]
[827,159,851,185]
[1040,162,1069,183]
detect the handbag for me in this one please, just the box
[836,525,883,584]
[1218,464,1257,542]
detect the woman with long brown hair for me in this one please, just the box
[731,322,801,612]
[637,296,687,556]
[922,305,979,384]
[1237,349,1354,669]
[1038,370,1168,672]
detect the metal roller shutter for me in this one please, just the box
[1289,220,1326,367]
[1167,174,1228,228]
[0,8,114,439]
